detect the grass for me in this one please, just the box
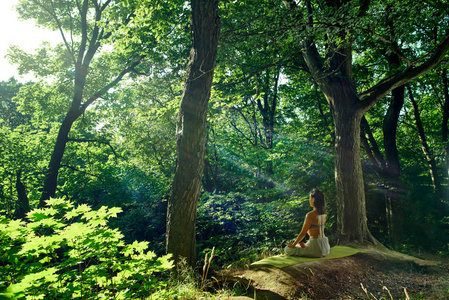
[153,248,251,300]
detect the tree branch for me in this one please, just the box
[281,0,327,84]
[32,0,77,65]
[78,0,89,66]
[67,138,119,160]
[60,164,101,178]
[77,56,145,115]
[216,51,303,90]
[229,108,257,146]
[359,34,449,112]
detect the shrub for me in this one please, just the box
[0,198,173,299]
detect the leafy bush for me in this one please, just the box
[197,192,308,268]
[0,198,173,299]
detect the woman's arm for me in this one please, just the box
[286,213,312,248]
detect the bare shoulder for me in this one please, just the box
[305,211,316,219]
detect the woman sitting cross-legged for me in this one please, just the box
[284,188,330,258]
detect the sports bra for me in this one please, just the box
[309,223,324,229]
[310,214,326,229]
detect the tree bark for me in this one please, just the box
[39,112,77,206]
[383,84,405,242]
[333,103,370,242]
[166,0,220,267]
[318,77,374,243]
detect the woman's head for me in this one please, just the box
[310,188,326,214]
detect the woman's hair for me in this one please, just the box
[310,188,326,214]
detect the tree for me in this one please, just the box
[406,84,443,199]
[0,122,50,218]
[212,66,282,191]
[9,0,145,207]
[441,68,449,195]
[166,0,221,267]
[360,54,407,242]
[279,0,449,243]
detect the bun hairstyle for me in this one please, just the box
[310,188,326,215]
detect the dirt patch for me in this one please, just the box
[219,247,449,299]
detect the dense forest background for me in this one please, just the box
[1,0,449,298]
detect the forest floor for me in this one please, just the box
[215,246,449,299]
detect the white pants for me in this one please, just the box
[284,237,330,258]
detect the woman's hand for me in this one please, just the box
[286,242,295,248]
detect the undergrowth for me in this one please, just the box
[0,198,173,299]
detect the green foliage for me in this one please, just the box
[0,198,173,299]
[0,123,55,216]
[11,81,71,124]
[0,78,31,129]
[103,0,190,68]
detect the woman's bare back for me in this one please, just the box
[307,210,326,238]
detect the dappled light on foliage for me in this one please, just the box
[0,198,173,299]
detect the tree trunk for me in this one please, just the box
[406,85,442,200]
[299,33,375,243]
[15,170,29,219]
[256,68,279,189]
[383,88,404,179]
[442,68,449,194]
[382,72,405,242]
[39,112,77,206]
[334,111,369,242]
[166,0,220,267]
[383,88,404,242]
[361,116,386,172]
[326,83,373,243]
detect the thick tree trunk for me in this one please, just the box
[300,36,375,243]
[327,84,373,243]
[166,0,220,267]
[334,111,369,242]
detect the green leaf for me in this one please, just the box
[64,204,92,220]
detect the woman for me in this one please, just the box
[284,188,330,257]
